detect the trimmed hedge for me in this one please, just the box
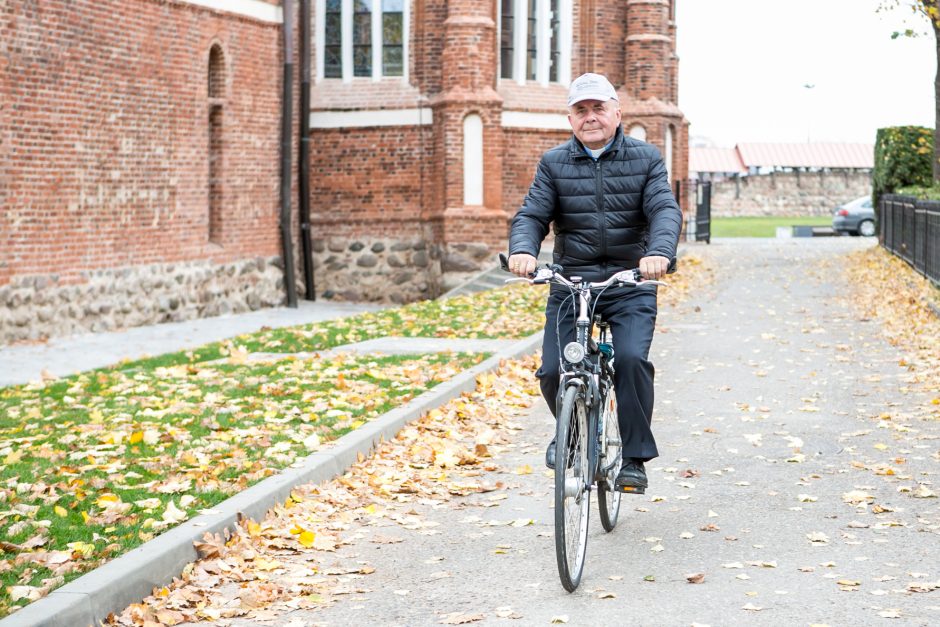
[896,183,940,201]
[873,126,933,210]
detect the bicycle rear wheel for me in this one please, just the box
[554,384,591,592]
[597,389,622,532]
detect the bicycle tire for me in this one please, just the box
[597,388,622,532]
[554,384,591,592]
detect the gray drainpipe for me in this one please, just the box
[299,0,315,299]
[279,0,298,307]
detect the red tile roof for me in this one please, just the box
[735,142,874,169]
[689,147,746,174]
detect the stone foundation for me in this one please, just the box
[313,237,442,304]
[440,243,496,292]
[0,257,284,344]
[312,238,495,303]
[1,239,502,345]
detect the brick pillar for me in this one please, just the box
[624,0,671,101]
[428,0,507,268]
[619,0,689,219]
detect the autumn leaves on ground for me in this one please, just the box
[0,285,551,615]
[0,263,711,617]
[2,245,937,623]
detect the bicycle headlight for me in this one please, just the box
[563,342,585,364]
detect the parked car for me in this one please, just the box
[832,195,876,236]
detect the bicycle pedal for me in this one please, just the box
[617,485,645,495]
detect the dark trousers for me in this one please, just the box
[537,286,659,462]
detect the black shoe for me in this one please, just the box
[615,459,648,493]
[545,439,556,470]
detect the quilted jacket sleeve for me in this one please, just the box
[509,157,556,257]
[642,153,683,260]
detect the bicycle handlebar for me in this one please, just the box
[498,253,676,289]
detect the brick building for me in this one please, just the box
[0,0,687,343]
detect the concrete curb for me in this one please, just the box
[1,332,543,627]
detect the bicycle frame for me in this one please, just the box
[557,280,607,486]
[499,253,672,591]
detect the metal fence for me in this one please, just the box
[695,181,712,243]
[677,179,711,243]
[880,194,940,285]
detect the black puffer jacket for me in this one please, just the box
[509,126,682,282]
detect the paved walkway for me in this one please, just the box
[0,301,380,387]
[202,237,940,626]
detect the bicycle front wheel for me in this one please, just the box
[554,384,591,592]
[597,389,622,532]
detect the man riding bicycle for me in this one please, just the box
[507,72,682,493]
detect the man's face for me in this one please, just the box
[568,99,622,150]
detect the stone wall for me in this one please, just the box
[710,171,872,217]
[312,237,442,304]
[0,258,284,344]
[311,236,495,303]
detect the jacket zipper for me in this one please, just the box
[595,159,606,259]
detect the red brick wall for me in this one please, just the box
[0,20,10,285]
[308,124,429,236]
[575,0,626,78]
[2,0,689,331]
[0,0,282,286]
[413,0,448,96]
[501,128,570,216]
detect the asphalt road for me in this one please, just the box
[230,237,940,627]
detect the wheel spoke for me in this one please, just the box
[555,386,590,591]
[598,386,622,532]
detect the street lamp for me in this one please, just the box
[803,83,815,143]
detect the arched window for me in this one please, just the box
[463,114,484,206]
[628,124,647,142]
[208,45,225,98]
[208,45,225,244]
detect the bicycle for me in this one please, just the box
[499,253,670,592]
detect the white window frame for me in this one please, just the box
[498,0,571,86]
[315,0,409,83]
[463,114,484,206]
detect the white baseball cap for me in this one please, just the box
[567,73,619,107]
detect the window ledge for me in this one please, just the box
[498,82,569,113]
[311,79,424,110]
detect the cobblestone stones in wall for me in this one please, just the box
[0,258,284,344]
[440,243,495,292]
[710,171,872,217]
[313,237,445,304]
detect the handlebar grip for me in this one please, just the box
[498,253,511,272]
[667,257,678,274]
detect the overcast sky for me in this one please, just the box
[676,0,936,147]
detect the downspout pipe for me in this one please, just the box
[299,0,315,300]
[279,0,298,307]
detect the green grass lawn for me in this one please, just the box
[711,216,833,238]
[0,350,488,616]
[0,282,552,616]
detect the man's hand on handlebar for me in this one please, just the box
[508,253,538,277]
[638,255,670,281]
